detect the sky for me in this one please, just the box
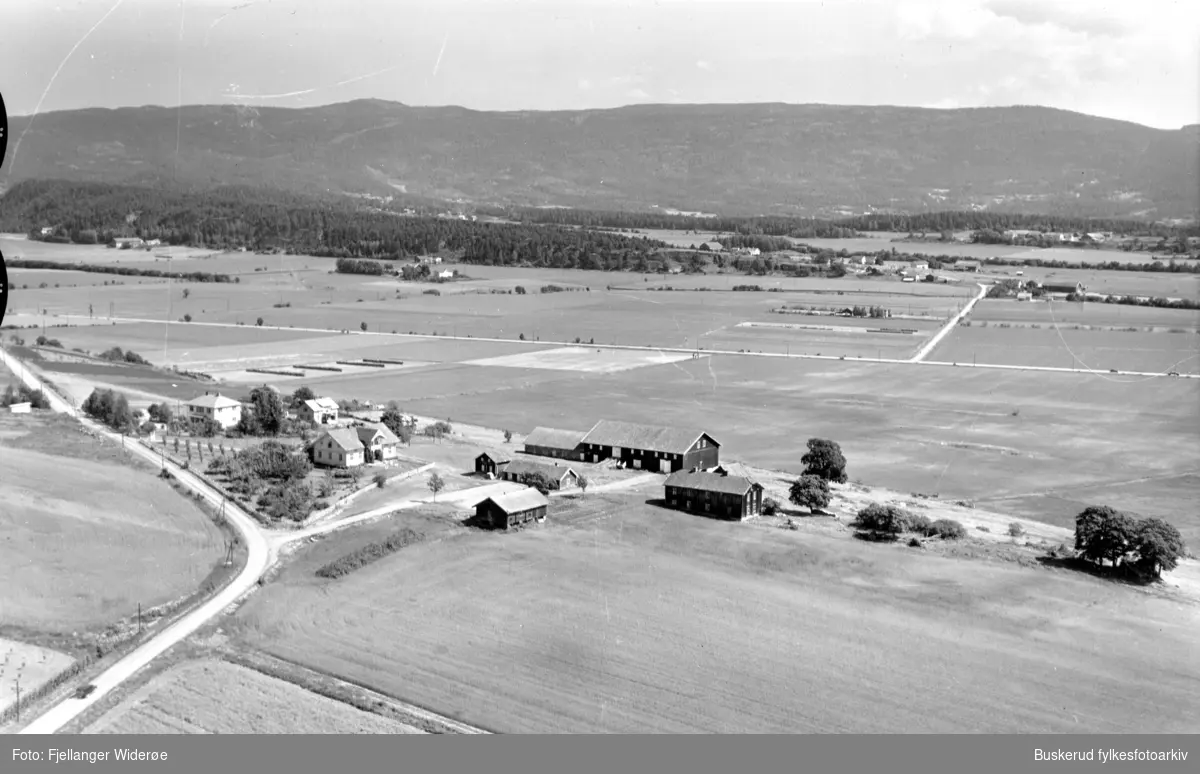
[0,0,1197,129]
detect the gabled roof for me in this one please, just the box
[303,397,339,412]
[482,488,550,515]
[582,420,717,455]
[356,422,400,445]
[503,459,577,481]
[665,470,759,495]
[476,451,513,464]
[186,393,241,409]
[321,428,365,452]
[523,426,587,450]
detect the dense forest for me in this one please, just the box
[482,204,1195,238]
[0,181,669,270]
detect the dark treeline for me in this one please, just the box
[835,212,1191,237]
[479,205,862,238]
[0,180,669,269]
[6,258,235,283]
[977,256,1200,274]
[335,258,385,276]
[477,205,1194,238]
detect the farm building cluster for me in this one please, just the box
[473,418,764,531]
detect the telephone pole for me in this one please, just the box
[138,602,143,633]
[14,677,20,723]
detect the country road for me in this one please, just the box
[1,346,272,736]
[910,283,989,363]
[1,347,495,735]
[14,305,1195,379]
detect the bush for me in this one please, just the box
[1008,522,1025,539]
[315,528,423,579]
[762,497,781,516]
[904,512,933,534]
[854,503,908,539]
[373,471,387,488]
[927,519,967,540]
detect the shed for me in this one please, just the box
[475,489,549,531]
[499,459,579,490]
[8,402,32,414]
[475,451,512,477]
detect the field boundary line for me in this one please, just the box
[910,282,989,363]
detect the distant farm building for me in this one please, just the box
[185,392,243,430]
[500,459,579,490]
[298,397,339,425]
[475,489,549,531]
[578,420,719,473]
[663,470,764,521]
[8,402,32,414]
[1039,282,1085,296]
[701,242,724,252]
[475,451,512,477]
[956,260,981,272]
[523,426,588,461]
[1016,291,1033,301]
[109,237,145,250]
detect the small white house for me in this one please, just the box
[437,269,454,279]
[9,402,32,414]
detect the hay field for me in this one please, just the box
[930,326,1199,373]
[390,355,1200,521]
[8,268,164,289]
[0,234,218,264]
[464,346,699,374]
[233,497,1200,733]
[969,300,1200,330]
[0,638,75,713]
[0,412,225,632]
[85,659,421,734]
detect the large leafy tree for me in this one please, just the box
[801,438,848,484]
[1134,518,1187,578]
[788,474,831,513]
[239,385,285,436]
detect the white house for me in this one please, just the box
[298,397,339,425]
[185,392,243,430]
[9,402,32,414]
[437,269,454,279]
[312,422,401,468]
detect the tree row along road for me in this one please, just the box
[31,300,1196,379]
[0,348,491,735]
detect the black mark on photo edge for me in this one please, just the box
[0,88,7,170]
[0,245,7,328]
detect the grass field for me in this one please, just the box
[930,326,1200,373]
[0,411,225,632]
[969,299,1200,330]
[0,637,75,713]
[84,659,422,734]
[232,495,1200,733]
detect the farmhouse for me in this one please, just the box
[579,420,719,473]
[523,426,587,461]
[110,237,145,250]
[185,392,243,430]
[355,423,401,463]
[313,428,366,469]
[436,269,454,279]
[475,489,549,531]
[500,459,579,490]
[1016,291,1033,301]
[298,397,339,425]
[663,470,764,521]
[956,260,981,272]
[475,452,512,477]
[879,260,911,273]
[8,402,32,414]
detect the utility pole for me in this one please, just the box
[138,602,143,633]
[14,678,19,723]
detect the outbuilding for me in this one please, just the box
[523,426,587,461]
[499,459,579,490]
[475,451,512,477]
[663,469,764,521]
[475,489,549,531]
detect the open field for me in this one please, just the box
[373,355,1200,522]
[968,299,1200,330]
[975,265,1200,301]
[84,658,421,734]
[0,411,226,632]
[8,268,167,290]
[930,326,1200,374]
[978,473,1200,548]
[0,234,221,264]
[232,495,1200,733]
[0,638,75,714]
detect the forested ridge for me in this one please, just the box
[0,180,670,269]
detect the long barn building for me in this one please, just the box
[664,470,763,521]
[578,420,719,473]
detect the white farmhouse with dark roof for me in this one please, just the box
[185,392,242,430]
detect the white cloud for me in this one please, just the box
[578,78,592,91]
[695,59,713,71]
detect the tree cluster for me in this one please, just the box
[81,387,136,432]
[1,383,51,409]
[237,385,286,436]
[98,346,150,365]
[6,258,234,283]
[801,438,848,484]
[1074,505,1186,579]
